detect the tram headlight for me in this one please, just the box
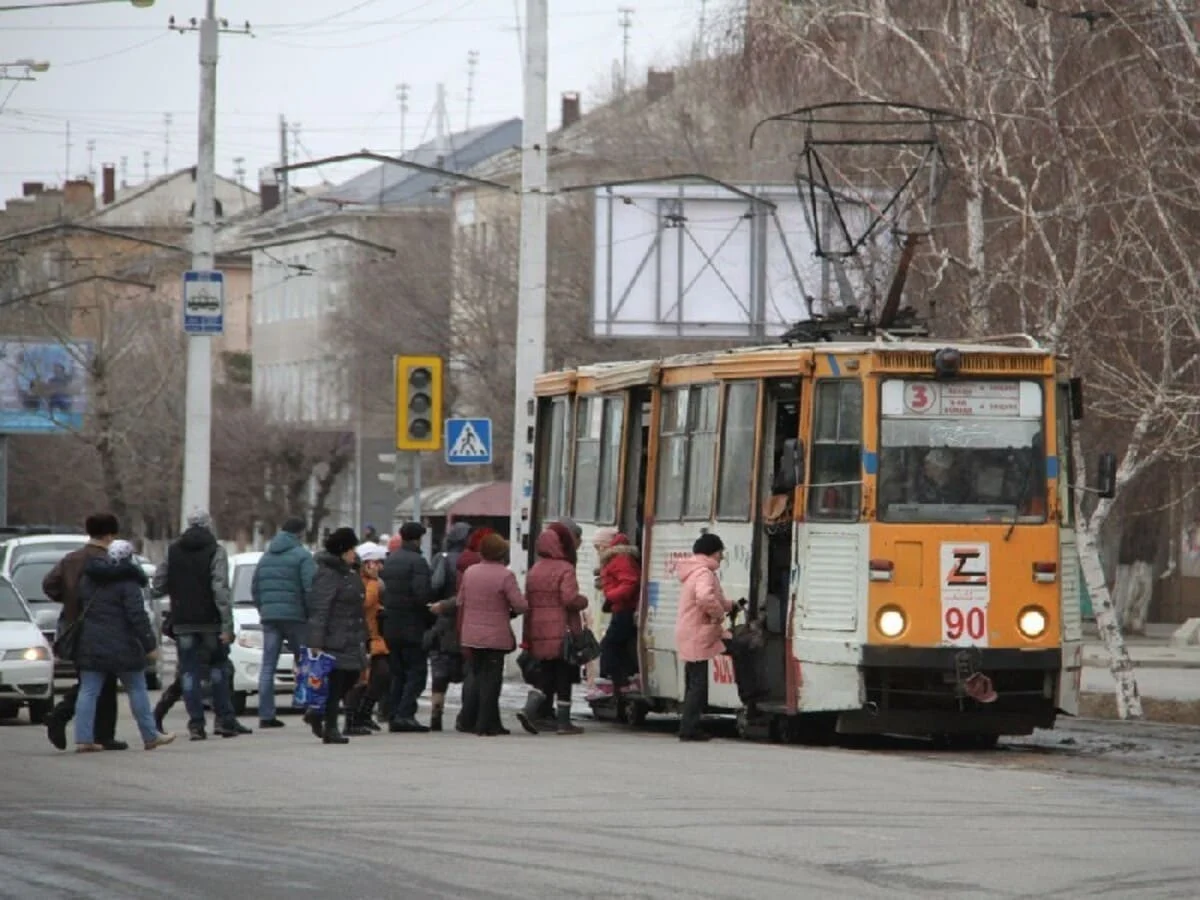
[1018,606,1048,639]
[877,606,907,638]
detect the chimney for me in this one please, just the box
[101,164,116,205]
[259,171,280,213]
[647,68,676,102]
[561,92,581,130]
[62,178,95,213]
[22,181,45,197]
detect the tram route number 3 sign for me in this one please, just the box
[939,542,990,648]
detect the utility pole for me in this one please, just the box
[64,121,71,180]
[291,120,302,162]
[142,149,150,182]
[279,113,289,210]
[395,82,409,156]
[465,50,479,130]
[163,111,173,174]
[119,155,128,187]
[509,0,548,582]
[435,82,447,152]
[618,7,634,93]
[86,138,95,182]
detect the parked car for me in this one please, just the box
[0,576,55,723]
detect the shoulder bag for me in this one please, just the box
[53,596,93,663]
[562,627,601,667]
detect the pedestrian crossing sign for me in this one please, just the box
[445,417,493,466]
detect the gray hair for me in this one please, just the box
[186,508,213,530]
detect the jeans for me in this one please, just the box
[459,649,506,735]
[388,642,428,722]
[56,670,118,742]
[679,660,709,738]
[76,670,158,745]
[600,610,638,687]
[258,621,305,721]
[178,632,236,725]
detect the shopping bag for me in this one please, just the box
[293,648,336,712]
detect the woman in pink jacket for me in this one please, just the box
[674,533,732,742]
[456,533,527,736]
[517,522,589,735]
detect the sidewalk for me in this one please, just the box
[1082,622,1200,671]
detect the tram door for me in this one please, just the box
[758,378,801,705]
[620,388,652,550]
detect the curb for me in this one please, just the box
[1083,655,1200,671]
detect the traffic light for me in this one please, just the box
[394,355,443,451]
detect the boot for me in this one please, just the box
[516,689,545,735]
[344,709,371,736]
[322,723,349,744]
[430,693,445,732]
[356,695,382,732]
[555,701,584,736]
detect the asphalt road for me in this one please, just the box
[2,694,1200,900]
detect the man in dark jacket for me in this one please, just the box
[426,521,471,731]
[41,513,125,751]
[379,521,434,732]
[250,516,315,728]
[152,509,251,741]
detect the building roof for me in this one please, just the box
[393,481,510,520]
[244,118,522,236]
[85,167,258,228]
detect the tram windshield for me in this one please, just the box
[877,379,1047,524]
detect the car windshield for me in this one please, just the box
[0,583,30,622]
[231,564,255,606]
[878,379,1047,524]
[10,541,83,570]
[10,561,56,603]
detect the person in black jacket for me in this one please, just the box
[304,528,366,745]
[379,521,434,733]
[73,541,175,752]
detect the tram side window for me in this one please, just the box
[716,381,760,521]
[1056,383,1075,526]
[656,385,719,521]
[537,397,571,521]
[571,395,624,525]
[808,380,863,521]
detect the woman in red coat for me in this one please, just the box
[516,522,588,735]
[594,529,641,699]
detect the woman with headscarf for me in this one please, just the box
[675,533,733,742]
[344,541,389,735]
[516,522,589,735]
[304,527,366,744]
[73,540,174,752]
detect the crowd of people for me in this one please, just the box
[39,509,737,751]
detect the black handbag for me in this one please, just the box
[516,649,542,686]
[562,628,601,666]
[53,599,92,663]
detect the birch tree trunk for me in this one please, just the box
[1072,433,1142,719]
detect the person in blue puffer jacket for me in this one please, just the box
[250,517,316,728]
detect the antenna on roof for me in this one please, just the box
[465,50,480,130]
[396,82,410,158]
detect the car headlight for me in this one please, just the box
[877,606,907,638]
[236,629,264,650]
[1018,606,1048,639]
[4,646,51,662]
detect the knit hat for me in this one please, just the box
[387,534,404,554]
[592,526,619,552]
[282,516,306,535]
[557,517,582,543]
[186,508,213,530]
[693,533,725,556]
[107,539,135,563]
[480,533,509,563]
[400,521,425,542]
[356,541,387,563]
[324,527,359,557]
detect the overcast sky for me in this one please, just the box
[0,0,713,201]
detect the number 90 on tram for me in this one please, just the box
[529,339,1090,746]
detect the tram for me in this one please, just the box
[528,324,1112,745]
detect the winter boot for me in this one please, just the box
[356,695,381,732]
[516,689,545,735]
[430,693,445,732]
[304,708,323,738]
[344,709,371,736]
[322,723,349,744]
[555,701,584,736]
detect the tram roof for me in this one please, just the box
[536,337,1059,393]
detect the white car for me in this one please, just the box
[226,551,296,714]
[0,576,55,723]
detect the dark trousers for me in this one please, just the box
[324,669,360,731]
[600,610,638,686]
[388,641,428,722]
[345,654,390,711]
[538,658,575,706]
[680,660,709,738]
[458,649,505,734]
[56,671,118,742]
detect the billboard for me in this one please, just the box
[0,339,91,433]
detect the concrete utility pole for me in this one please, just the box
[618,7,633,93]
[465,50,479,130]
[279,113,288,210]
[395,82,409,156]
[508,0,548,582]
[435,82,448,151]
[180,0,219,527]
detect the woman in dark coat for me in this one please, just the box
[74,540,174,752]
[304,527,366,744]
